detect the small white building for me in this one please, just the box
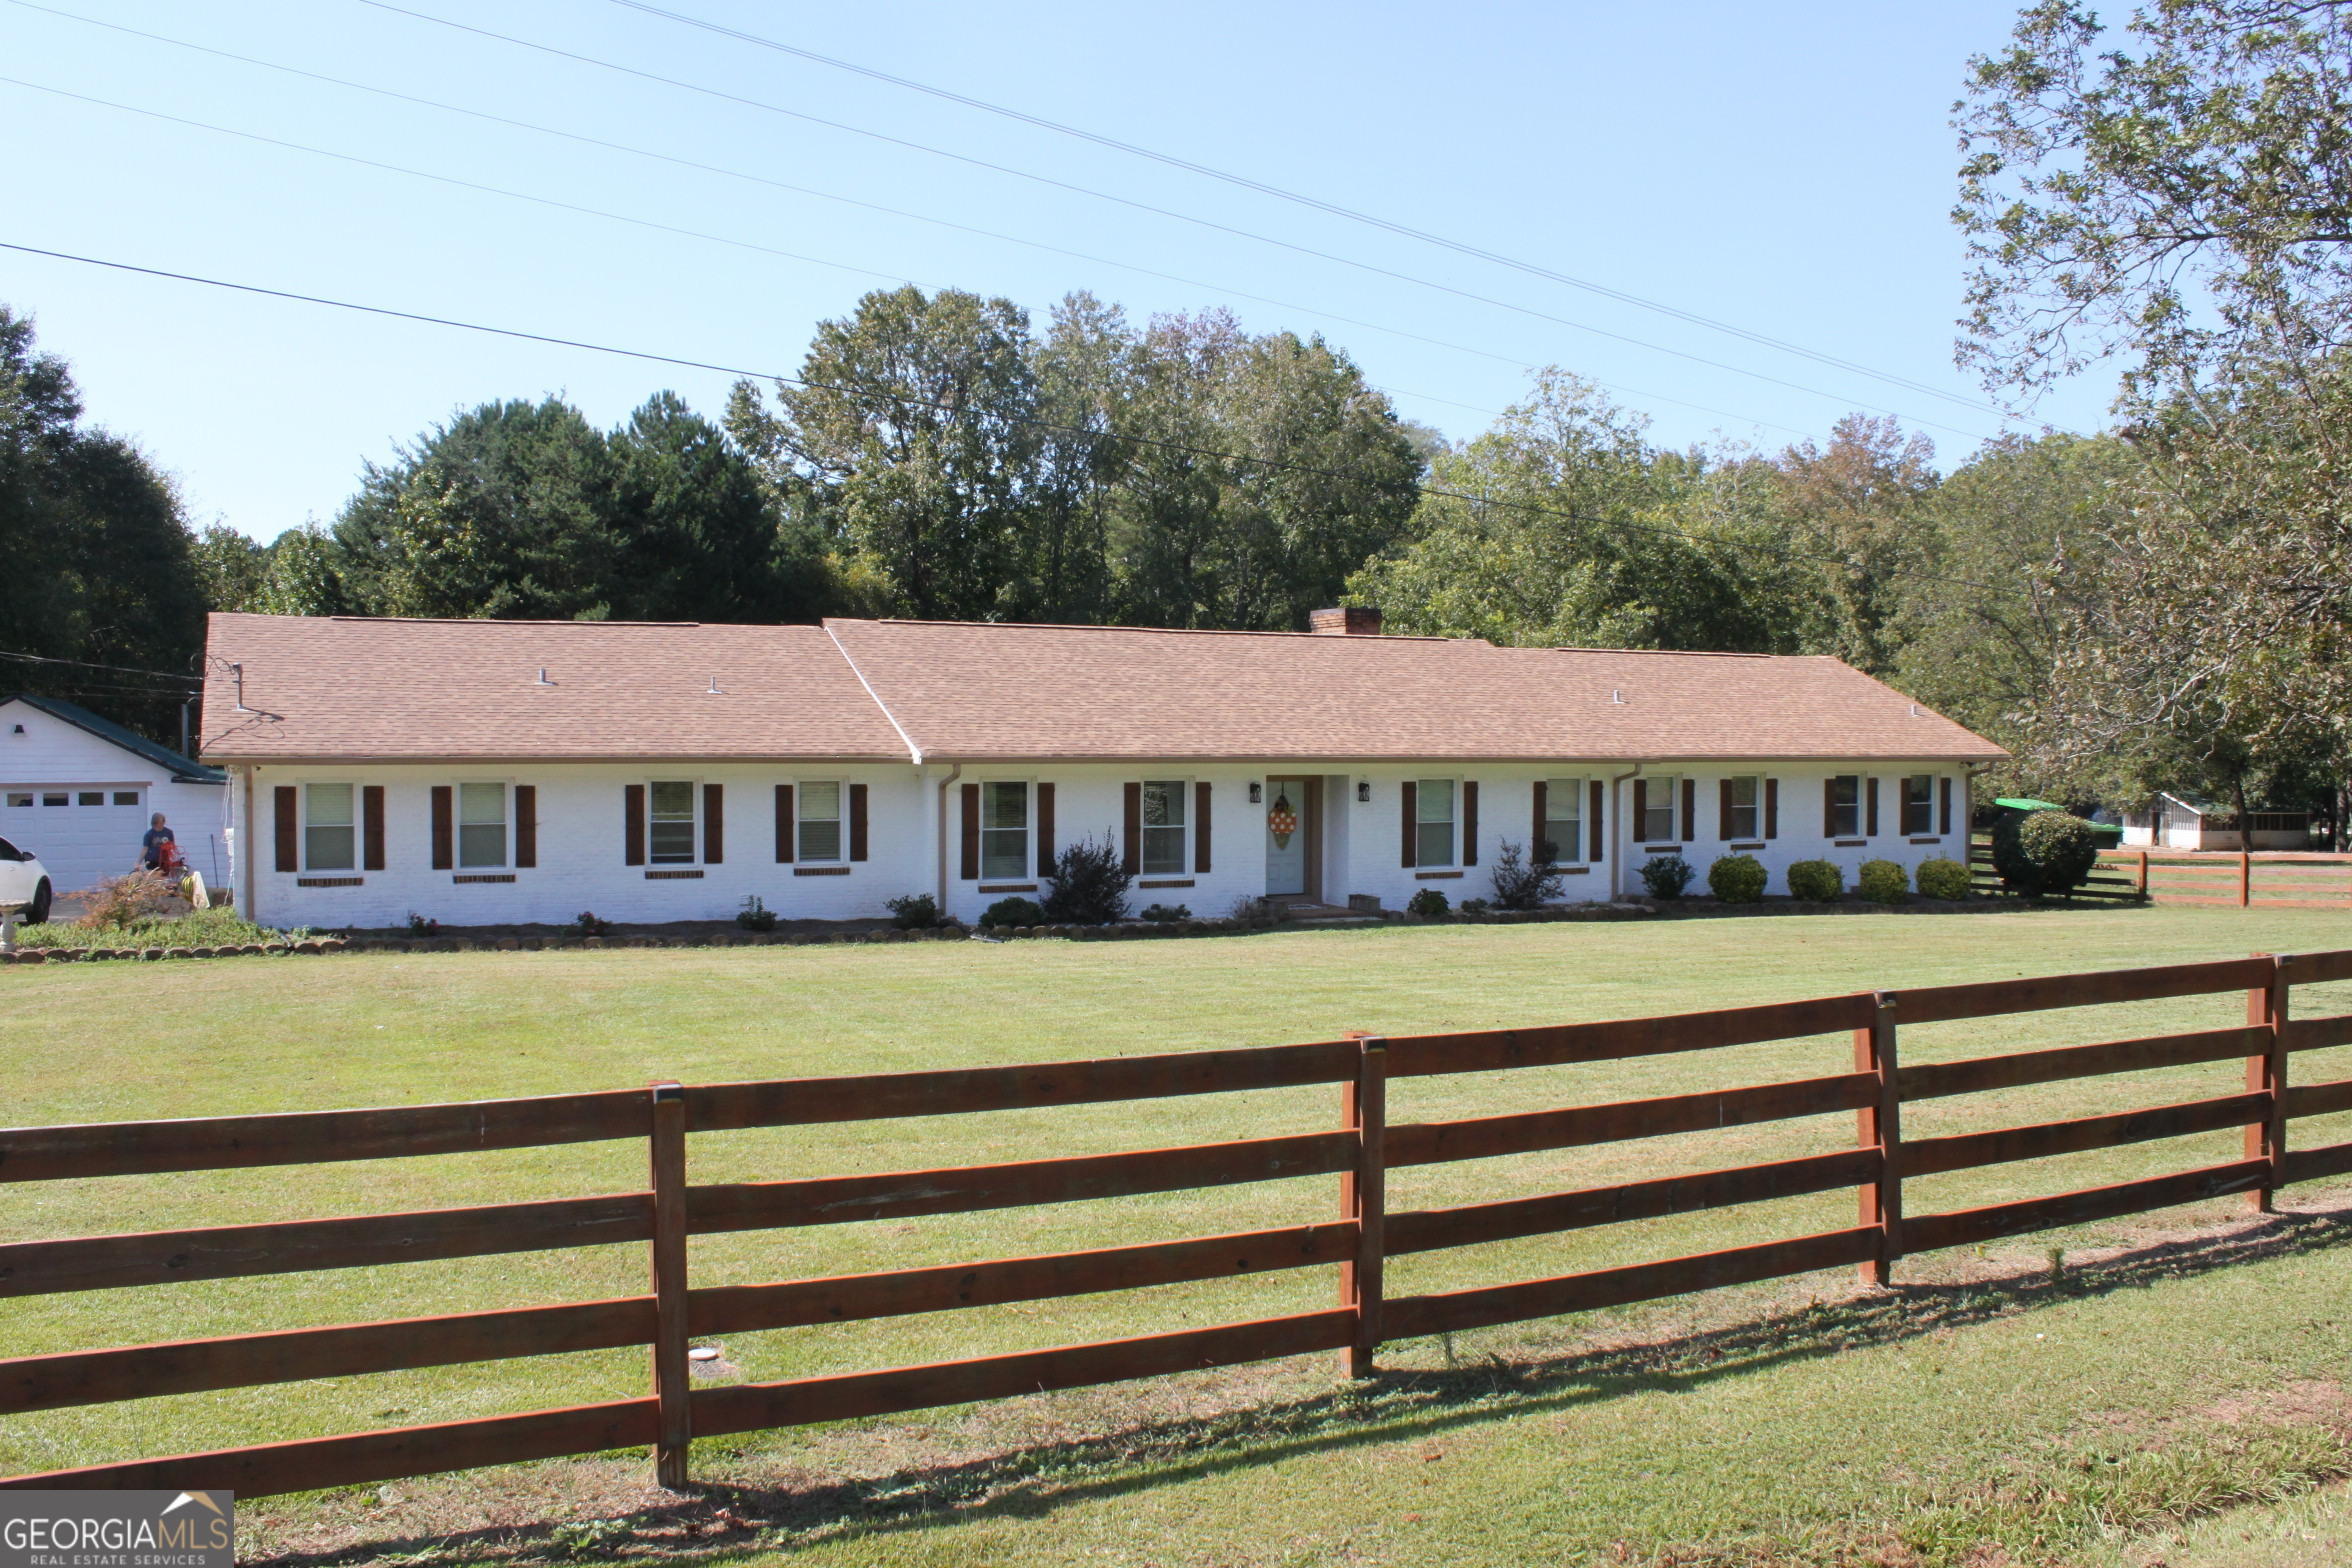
[1,693,229,895]
[198,611,2008,929]
[2120,792,2312,852]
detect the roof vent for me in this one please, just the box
[708,675,723,695]
[1612,688,1625,704]
[534,668,553,686]
[1309,606,1383,636]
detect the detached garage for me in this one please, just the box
[1,693,227,897]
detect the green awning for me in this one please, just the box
[1993,797,2065,812]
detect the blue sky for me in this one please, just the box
[3,0,2116,542]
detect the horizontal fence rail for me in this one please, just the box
[6,948,2352,1495]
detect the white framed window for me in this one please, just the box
[1727,775,1762,840]
[459,782,507,868]
[41,793,66,807]
[1416,778,1457,868]
[799,780,844,862]
[981,781,1029,879]
[1642,775,1679,842]
[1543,777,1583,863]
[1828,774,1862,838]
[649,780,698,864]
[1901,774,1935,835]
[306,782,356,871]
[3,794,29,809]
[113,790,140,806]
[1141,780,1188,874]
[77,791,103,806]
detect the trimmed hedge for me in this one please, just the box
[1707,853,1767,903]
[1916,858,1971,900]
[1857,859,1908,905]
[1639,853,1696,899]
[1992,810,2102,896]
[1785,859,1843,901]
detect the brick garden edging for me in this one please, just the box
[1,893,2060,963]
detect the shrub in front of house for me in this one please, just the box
[1488,839,1566,910]
[1857,859,1908,905]
[885,892,943,929]
[1992,810,2101,896]
[980,896,1045,928]
[1916,857,1971,900]
[1041,834,1132,924]
[736,895,778,931]
[1138,903,1192,922]
[1638,853,1695,899]
[1406,887,1450,916]
[1785,860,1842,901]
[1707,853,1767,904]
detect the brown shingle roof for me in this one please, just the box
[825,619,2003,762]
[199,614,910,762]
[199,612,2006,765]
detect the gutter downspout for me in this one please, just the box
[934,763,963,914]
[1606,762,1648,901]
[240,765,256,925]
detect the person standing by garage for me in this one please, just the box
[139,812,180,873]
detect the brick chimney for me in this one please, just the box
[1309,606,1383,636]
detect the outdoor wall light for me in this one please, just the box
[1248,782,1263,803]
[1356,780,1371,802]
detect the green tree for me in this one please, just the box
[1768,414,1940,674]
[1351,371,1814,652]
[333,398,620,620]
[190,524,268,613]
[608,391,824,622]
[0,305,204,742]
[1958,0,2352,404]
[728,286,1043,622]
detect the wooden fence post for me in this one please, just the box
[648,1081,691,1487]
[2246,957,2291,1213]
[1339,1037,1387,1377]
[1854,993,1901,1285]
[2138,850,2150,902]
[2240,849,2252,908]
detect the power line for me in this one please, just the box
[0,648,202,683]
[0,239,2002,592]
[608,0,2010,420]
[1,2,1810,438]
[344,0,2001,442]
[0,76,918,291]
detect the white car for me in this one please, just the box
[0,835,54,924]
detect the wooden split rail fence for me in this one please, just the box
[2103,851,2352,910]
[7,951,2352,1496]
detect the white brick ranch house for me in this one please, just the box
[199,610,2006,928]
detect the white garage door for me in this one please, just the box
[0,785,149,895]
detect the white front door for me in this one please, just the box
[1265,781,1306,896]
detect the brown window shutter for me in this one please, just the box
[1589,779,1604,861]
[960,782,980,880]
[274,785,298,872]
[1681,777,1696,842]
[774,784,794,863]
[625,784,645,866]
[1462,780,1479,866]
[704,783,725,863]
[1531,780,1548,860]
[1036,782,1056,874]
[850,783,869,861]
[1631,778,1648,843]
[1939,776,1952,836]
[362,785,386,871]
[513,785,535,869]
[431,785,453,870]
[1718,778,1733,841]
[1765,778,1779,839]
[1823,779,1837,838]
[1865,776,1879,837]
[1400,779,1417,867]
[1121,781,1140,874]
[1195,782,1212,872]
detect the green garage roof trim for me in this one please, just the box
[2,692,225,784]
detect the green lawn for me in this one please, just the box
[9,904,2352,1565]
